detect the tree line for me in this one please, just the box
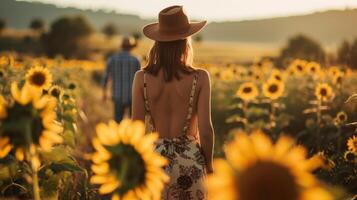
[276,34,357,69]
[0,16,143,59]
[0,16,356,69]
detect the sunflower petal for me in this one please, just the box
[0,137,10,148]
[15,148,25,161]
[0,144,12,158]
[99,179,121,194]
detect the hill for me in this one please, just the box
[1,0,357,45]
[204,9,357,44]
[0,0,152,35]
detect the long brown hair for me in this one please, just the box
[144,38,195,82]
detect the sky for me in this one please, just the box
[23,0,357,21]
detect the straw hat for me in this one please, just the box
[143,5,207,42]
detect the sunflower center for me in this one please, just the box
[345,152,355,161]
[274,75,281,81]
[319,88,327,96]
[3,103,44,147]
[297,65,303,71]
[338,114,346,121]
[30,72,46,86]
[50,88,61,98]
[68,83,76,90]
[107,143,146,195]
[268,84,278,93]
[243,87,252,94]
[311,67,316,72]
[238,161,299,200]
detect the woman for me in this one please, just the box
[132,5,214,200]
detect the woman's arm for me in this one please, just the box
[197,70,215,173]
[132,71,145,122]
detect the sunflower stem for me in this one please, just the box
[242,101,248,131]
[316,98,322,150]
[25,150,41,200]
[269,100,278,140]
[32,166,41,200]
[24,119,41,200]
[337,126,342,152]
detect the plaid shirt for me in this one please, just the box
[102,51,141,103]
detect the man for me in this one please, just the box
[102,36,141,122]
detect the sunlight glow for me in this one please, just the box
[19,0,357,21]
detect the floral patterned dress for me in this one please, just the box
[143,72,207,200]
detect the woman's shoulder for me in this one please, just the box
[134,69,145,77]
[133,70,145,85]
[193,68,210,87]
[194,68,210,80]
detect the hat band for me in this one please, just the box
[159,24,191,35]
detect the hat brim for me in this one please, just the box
[121,43,136,49]
[143,21,207,42]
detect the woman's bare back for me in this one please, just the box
[141,69,199,138]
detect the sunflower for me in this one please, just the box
[314,83,333,101]
[68,82,77,90]
[287,68,296,76]
[0,68,5,79]
[270,70,283,82]
[236,82,259,101]
[347,135,357,153]
[289,59,307,76]
[306,62,321,75]
[253,72,264,82]
[344,151,356,163]
[25,66,53,90]
[334,111,348,125]
[328,66,341,77]
[332,72,343,85]
[0,95,7,119]
[262,79,285,100]
[207,130,332,200]
[0,54,15,67]
[261,59,274,69]
[221,69,234,80]
[314,152,335,171]
[0,82,63,161]
[246,69,254,78]
[90,119,169,200]
[49,85,63,99]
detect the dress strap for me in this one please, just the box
[182,72,198,134]
[143,72,156,132]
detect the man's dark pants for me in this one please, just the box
[113,99,131,122]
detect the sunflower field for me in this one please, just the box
[0,53,356,200]
[206,59,357,198]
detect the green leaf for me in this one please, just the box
[0,165,11,180]
[40,146,75,164]
[225,115,247,124]
[48,162,84,173]
[40,173,60,199]
[62,130,76,147]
